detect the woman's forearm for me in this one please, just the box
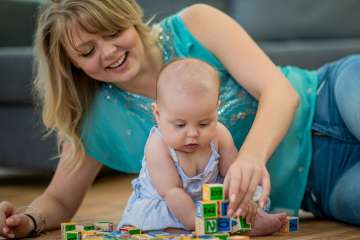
[28,192,76,231]
[238,84,300,164]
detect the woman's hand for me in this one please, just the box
[244,200,258,225]
[224,157,270,218]
[0,201,33,239]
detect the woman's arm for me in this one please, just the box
[146,133,196,229]
[32,146,102,230]
[181,4,300,215]
[0,144,102,238]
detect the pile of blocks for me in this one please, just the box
[61,183,298,240]
[195,183,251,240]
[61,221,142,240]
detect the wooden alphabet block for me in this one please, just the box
[230,217,251,233]
[203,184,224,201]
[196,201,218,219]
[218,200,229,217]
[217,217,231,232]
[279,216,298,233]
[195,217,218,235]
[94,221,114,232]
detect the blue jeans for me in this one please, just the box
[301,55,360,225]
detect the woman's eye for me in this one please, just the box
[80,48,94,57]
[106,31,120,38]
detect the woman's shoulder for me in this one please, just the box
[159,4,218,32]
[180,4,219,24]
[157,4,225,69]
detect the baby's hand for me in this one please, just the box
[0,201,33,239]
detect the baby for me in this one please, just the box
[119,58,286,236]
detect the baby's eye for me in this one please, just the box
[174,123,185,128]
[199,122,210,127]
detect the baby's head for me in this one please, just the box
[152,58,220,152]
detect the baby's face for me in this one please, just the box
[154,92,218,153]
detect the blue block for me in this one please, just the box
[220,201,229,217]
[217,217,231,232]
[289,218,298,232]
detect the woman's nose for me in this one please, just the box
[102,43,117,61]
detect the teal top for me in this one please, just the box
[81,14,318,214]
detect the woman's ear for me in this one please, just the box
[151,102,160,124]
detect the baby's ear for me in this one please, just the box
[151,102,160,123]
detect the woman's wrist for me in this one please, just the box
[235,152,267,166]
[23,206,46,237]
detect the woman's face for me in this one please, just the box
[64,24,146,85]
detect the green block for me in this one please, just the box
[212,232,229,240]
[210,186,224,201]
[205,219,218,234]
[239,217,251,230]
[66,232,80,240]
[202,202,217,218]
[83,224,95,231]
[128,228,141,235]
[65,224,76,232]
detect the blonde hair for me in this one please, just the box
[33,0,157,169]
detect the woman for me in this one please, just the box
[0,0,359,238]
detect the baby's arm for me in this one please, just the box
[216,122,238,177]
[146,133,196,229]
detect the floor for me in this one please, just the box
[1,172,360,240]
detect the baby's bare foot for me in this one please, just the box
[249,210,287,236]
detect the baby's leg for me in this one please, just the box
[249,209,287,236]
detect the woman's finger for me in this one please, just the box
[238,171,260,212]
[227,173,242,217]
[259,173,271,208]
[238,170,251,202]
[223,173,230,201]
